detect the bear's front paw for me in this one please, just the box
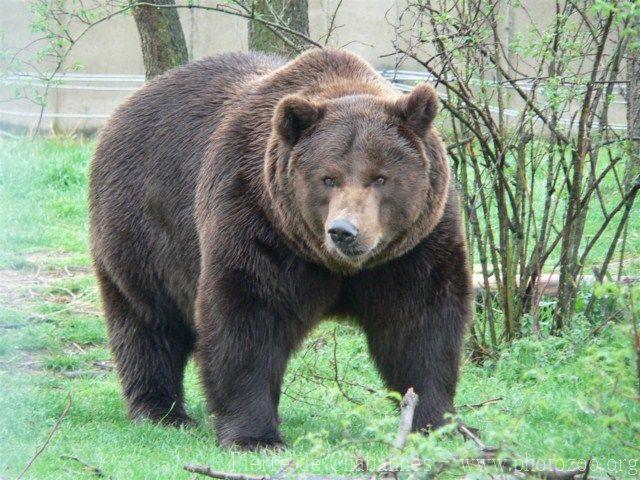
[215,414,284,450]
[129,404,196,428]
[163,413,199,428]
[412,406,455,434]
[228,437,286,452]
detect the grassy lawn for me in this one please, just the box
[1,137,639,479]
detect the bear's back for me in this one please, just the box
[91,51,284,206]
[89,52,285,317]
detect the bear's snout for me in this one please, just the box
[323,185,384,263]
[328,219,359,253]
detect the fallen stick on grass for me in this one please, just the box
[16,394,72,480]
[184,464,373,480]
[60,455,104,477]
[186,389,598,480]
[455,423,591,479]
[183,466,269,480]
[0,318,52,330]
[458,396,503,409]
[59,370,106,379]
[184,464,366,480]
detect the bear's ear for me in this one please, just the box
[273,95,324,146]
[393,83,439,137]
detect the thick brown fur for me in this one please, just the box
[89,48,473,450]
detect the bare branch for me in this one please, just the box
[16,395,72,480]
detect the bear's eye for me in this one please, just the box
[373,175,386,186]
[323,177,336,187]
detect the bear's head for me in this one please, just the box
[265,84,450,273]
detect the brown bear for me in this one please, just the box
[89,48,473,450]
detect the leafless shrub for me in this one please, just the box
[389,0,639,349]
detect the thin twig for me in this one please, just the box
[59,370,106,379]
[184,466,267,480]
[456,421,591,479]
[318,0,344,45]
[16,395,72,480]
[457,423,495,454]
[331,328,362,405]
[458,397,503,409]
[0,318,51,329]
[60,455,104,477]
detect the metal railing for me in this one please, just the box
[0,71,629,130]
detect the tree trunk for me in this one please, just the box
[248,0,309,57]
[133,0,189,80]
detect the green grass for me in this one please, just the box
[0,137,92,269]
[0,137,639,479]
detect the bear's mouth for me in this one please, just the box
[324,237,383,267]
[336,244,370,257]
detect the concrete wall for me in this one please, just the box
[0,0,627,132]
[0,0,410,131]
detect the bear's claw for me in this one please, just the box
[130,406,197,428]
[229,437,286,452]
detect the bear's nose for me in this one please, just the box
[328,219,358,246]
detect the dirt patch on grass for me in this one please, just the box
[24,251,80,265]
[0,258,95,309]
[0,252,107,376]
[0,353,44,373]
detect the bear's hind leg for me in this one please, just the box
[96,267,195,426]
